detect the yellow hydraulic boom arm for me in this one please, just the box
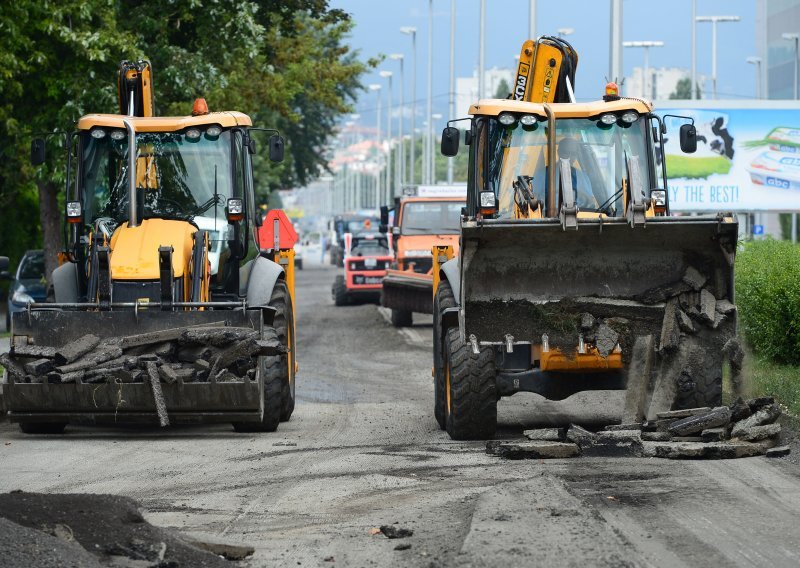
[118,60,155,117]
[513,37,578,104]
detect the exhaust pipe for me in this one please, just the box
[123,118,138,228]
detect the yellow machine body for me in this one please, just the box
[109,219,197,280]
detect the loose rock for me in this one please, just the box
[701,428,727,443]
[486,440,580,459]
[732,404,782,434]
[668,406,731,436]
[699,289,717,324]
[595,323,619,358]
[766,446,791,458]
[682,266,707,290]
[732,423,781,442]
[379,526,413,539]
[523,428,565,441]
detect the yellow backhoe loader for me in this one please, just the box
[432,37,738,440]
[1,60,297,433]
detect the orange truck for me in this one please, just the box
[379,185,466,327]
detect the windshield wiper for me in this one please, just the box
[596,189,623,216]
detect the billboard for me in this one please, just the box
[656,101,800,212]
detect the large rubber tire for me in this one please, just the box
[672,338,724,410]
[433,281,456,430]
[269,282,296,422]
[19,422,67,434]
[444,328,497,440]
[391,308,413,328]
[674,372,723,409]
[333,275,349,306]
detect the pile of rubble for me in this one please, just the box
[487,397,790,460]
[0,326,282,387]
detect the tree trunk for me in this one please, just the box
[37,180,61,283]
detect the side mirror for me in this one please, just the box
[464,130,473,146]
[31,139,46,166]
[380,205,389,227]
[268,134,285,162]
[679,124,697,154]
[247,138,257,155]
[441,127,460,157]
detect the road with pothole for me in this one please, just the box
[1,259,799,567]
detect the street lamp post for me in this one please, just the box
[529,0,536,39]
[696,15,741,100]
[557,28,574,39]
[783,32,800,100]
[479,0,486,101]
[623,41,664,99]
[746,56,762,100]
[448,0,455,185]
[431,113,442,183]
[401,26,417,185]
[380,70,393,205]
[369,84,382,209]
[609,0,623,82]
[691,0,697,100]
[426,0,434,185]
[390,54,405,192]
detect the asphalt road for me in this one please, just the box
[1,259,800,567]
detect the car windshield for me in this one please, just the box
[483,115,652,218]
[80,129,233,225]
[352,237,389,256]
[400,202,462,235]
[18,252,44,280]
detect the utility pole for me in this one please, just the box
[784,33,800,242]
[426,0,434,184]
[746,56,762,99]
[369,84,382,208]
[448,0,455,185]
[623,41,664,99]
[609,0,623,82]
[691,0,697,100]
[479,0,486,100]
[380,70,393,204]
[401,27,417,185]
[529,0,536,39]
[390,54,405,191]
[697,15,740,99]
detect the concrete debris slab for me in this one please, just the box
[54,334,101,365]
[379,525,414,539]
[643,440,770,459]
[659,299,681,353]
[486,440,580,459]
[656,407,711,420]
[715,299,736,315]
[746,397,775,412]
[766,446,791,458]
[732,423,781,442]
[678,309,695,333]
[621,335,654,424]
[701,428,728,443]
[668,406,731,437]
[671,436,704,442]
[603,423,643,432]
[699,289,717,324]
[732,404,782,433]
[595,323,619,358]
[566,424,597,447]
[642,431,671,442]
[523,428,565,441]
[586,431,644,457]
[682,266,707,290]
[580,312,595,330]
[729,397,752,422]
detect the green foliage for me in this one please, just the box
[494,79,511,99]
[664,155,731,178]
[0,0,370,266]
[669,77,702,100]
[736,238,800,364]
[779,213,796,241]
[744,355,800,417]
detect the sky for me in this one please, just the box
[330,0,758,131]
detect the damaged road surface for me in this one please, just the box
[1,265,800,567]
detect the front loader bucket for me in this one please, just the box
[5,308,271,425]
[461,216,738,352]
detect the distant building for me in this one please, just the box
[756,0,800,99]
[456,67,515,115]
[624,67,705,100]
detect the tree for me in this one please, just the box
[494,78,511,99]
[0,0,371,278]
[669,77,702,100]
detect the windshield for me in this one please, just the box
[484,115,652,218]
[352,237,389,256]
[400,202,462,235]
[18,252,45,280]
[80,129,233,225]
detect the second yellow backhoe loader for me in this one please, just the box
[1,60,297,433]
[432,37,738,440]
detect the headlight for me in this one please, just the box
[599,113,617,125]
[206,126,222,137]
[651,189,667,206]
[480,191,496,208]
[405,250,433,257]
[12,290,34,305]
[185,128,201,140]
[90,128,107,139]
[498,112,516,126]
[621,111,639,124]
[110,129,126,141]
[520,114,538,126]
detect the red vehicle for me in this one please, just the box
[332,232,393,306]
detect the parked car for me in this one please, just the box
[6,250,47,332]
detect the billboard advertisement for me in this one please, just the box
[656,101,800,212]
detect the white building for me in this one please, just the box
[456,67,515,116]
[624,67,705,101]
